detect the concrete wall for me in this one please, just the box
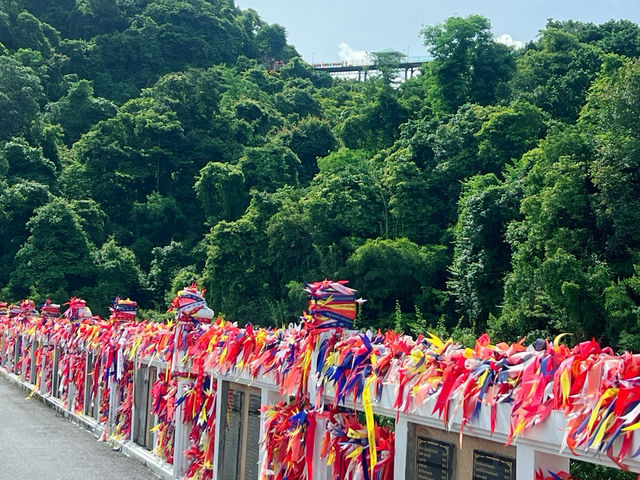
[407,423,517,480]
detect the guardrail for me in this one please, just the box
[311,56,430,69]
[2,292,640,480]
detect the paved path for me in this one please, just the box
[0,376,160,480]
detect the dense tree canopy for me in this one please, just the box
[1,1,640,361]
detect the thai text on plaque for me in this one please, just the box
[415,437,453,480]
[472,450,515,480]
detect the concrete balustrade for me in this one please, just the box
[2,327,640,480]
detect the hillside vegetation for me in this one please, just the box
[1,0,640,350]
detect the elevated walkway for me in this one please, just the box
[311,56,429,80]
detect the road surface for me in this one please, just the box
[0,376,160,480]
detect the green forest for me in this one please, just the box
[1,0,640,351]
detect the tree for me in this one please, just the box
[195,161,248,224]
[90,238,145,315]
[345,238,448,330]
[256,23,287,60]
[419,103,495,232]
[131,192,188,266]
[338,83,409,152]
[475,100,548,172]
[264,187,317,288]
[69,198,107,246]
[421,15,515,113]
[317,147,368,174]
[510,28,604,122]
[148,240,195,306]
[274,81,322,118]
[44,79,116,145]
[0,3,58,55]
[307,161,387,244]
[0,55,44,140]
[0,180,52,284]
[547,19,640,58]
[582,59,640,277]
[2,137,57,186]
[603,266,640,352]
[380,148,434,243]
[238,144,301,192]
[278,117,337,183]
[10,197,96,300]
[202,216,271,322]
[448,174,520,332]
[72,95,189,234]
[496,127,606,342]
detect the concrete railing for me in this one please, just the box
[2,322,640,480]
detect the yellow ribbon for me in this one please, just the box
[363,374,377,479]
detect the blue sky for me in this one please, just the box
[234,0,640,63]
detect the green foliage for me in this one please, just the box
[571,460,636,480]
[1,1,640,368]
[422,15,515,113]
[69,198,107,246]
[317,148,368,174]
[0,55,44,140]
[449,174,520,332]
[345,238,448,330]
[238,144,301,192]
[165,265,201,307]
[547,19,640,58]
[195,161,248,224]
[510,28,605,122]
[10,197,96,301]
[583,59,640,276]
[338,83,409,151]
[202,215,271,323]
[497,132,606,341]
[44,79,116,145]
[0,180,52,284]
[132,192,189,263]
[603,265,640,352]
[148,240,196,306]
[0,2,58,55]
[90,238,145,315]
[278,116,337,183]
[2,137,57,186]
[256,23,286,60]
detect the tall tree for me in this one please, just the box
[421,15,515,113]
[44,79,116,145]
[0,55,44,140]
[195,161,248,225]
[90,238,145,315]
[448,174,520,332]
[510,28,604,122]
[345,238,448,330]
[495,127,606,342]
[0,180,52,285]
[10,197,96,300]
[2,137,57,186]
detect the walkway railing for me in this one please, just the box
[2,290,640,480]
[311,56,430,69]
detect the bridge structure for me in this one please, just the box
[2,285,640,480]
[311,55,429,81]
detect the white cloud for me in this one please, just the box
[496,33,524,50]
[337,42,370,64]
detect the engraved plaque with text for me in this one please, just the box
[472,450,515,480]
[415,437,453,480]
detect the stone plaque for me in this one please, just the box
[472,450,515,480]
[415,437,453,480]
